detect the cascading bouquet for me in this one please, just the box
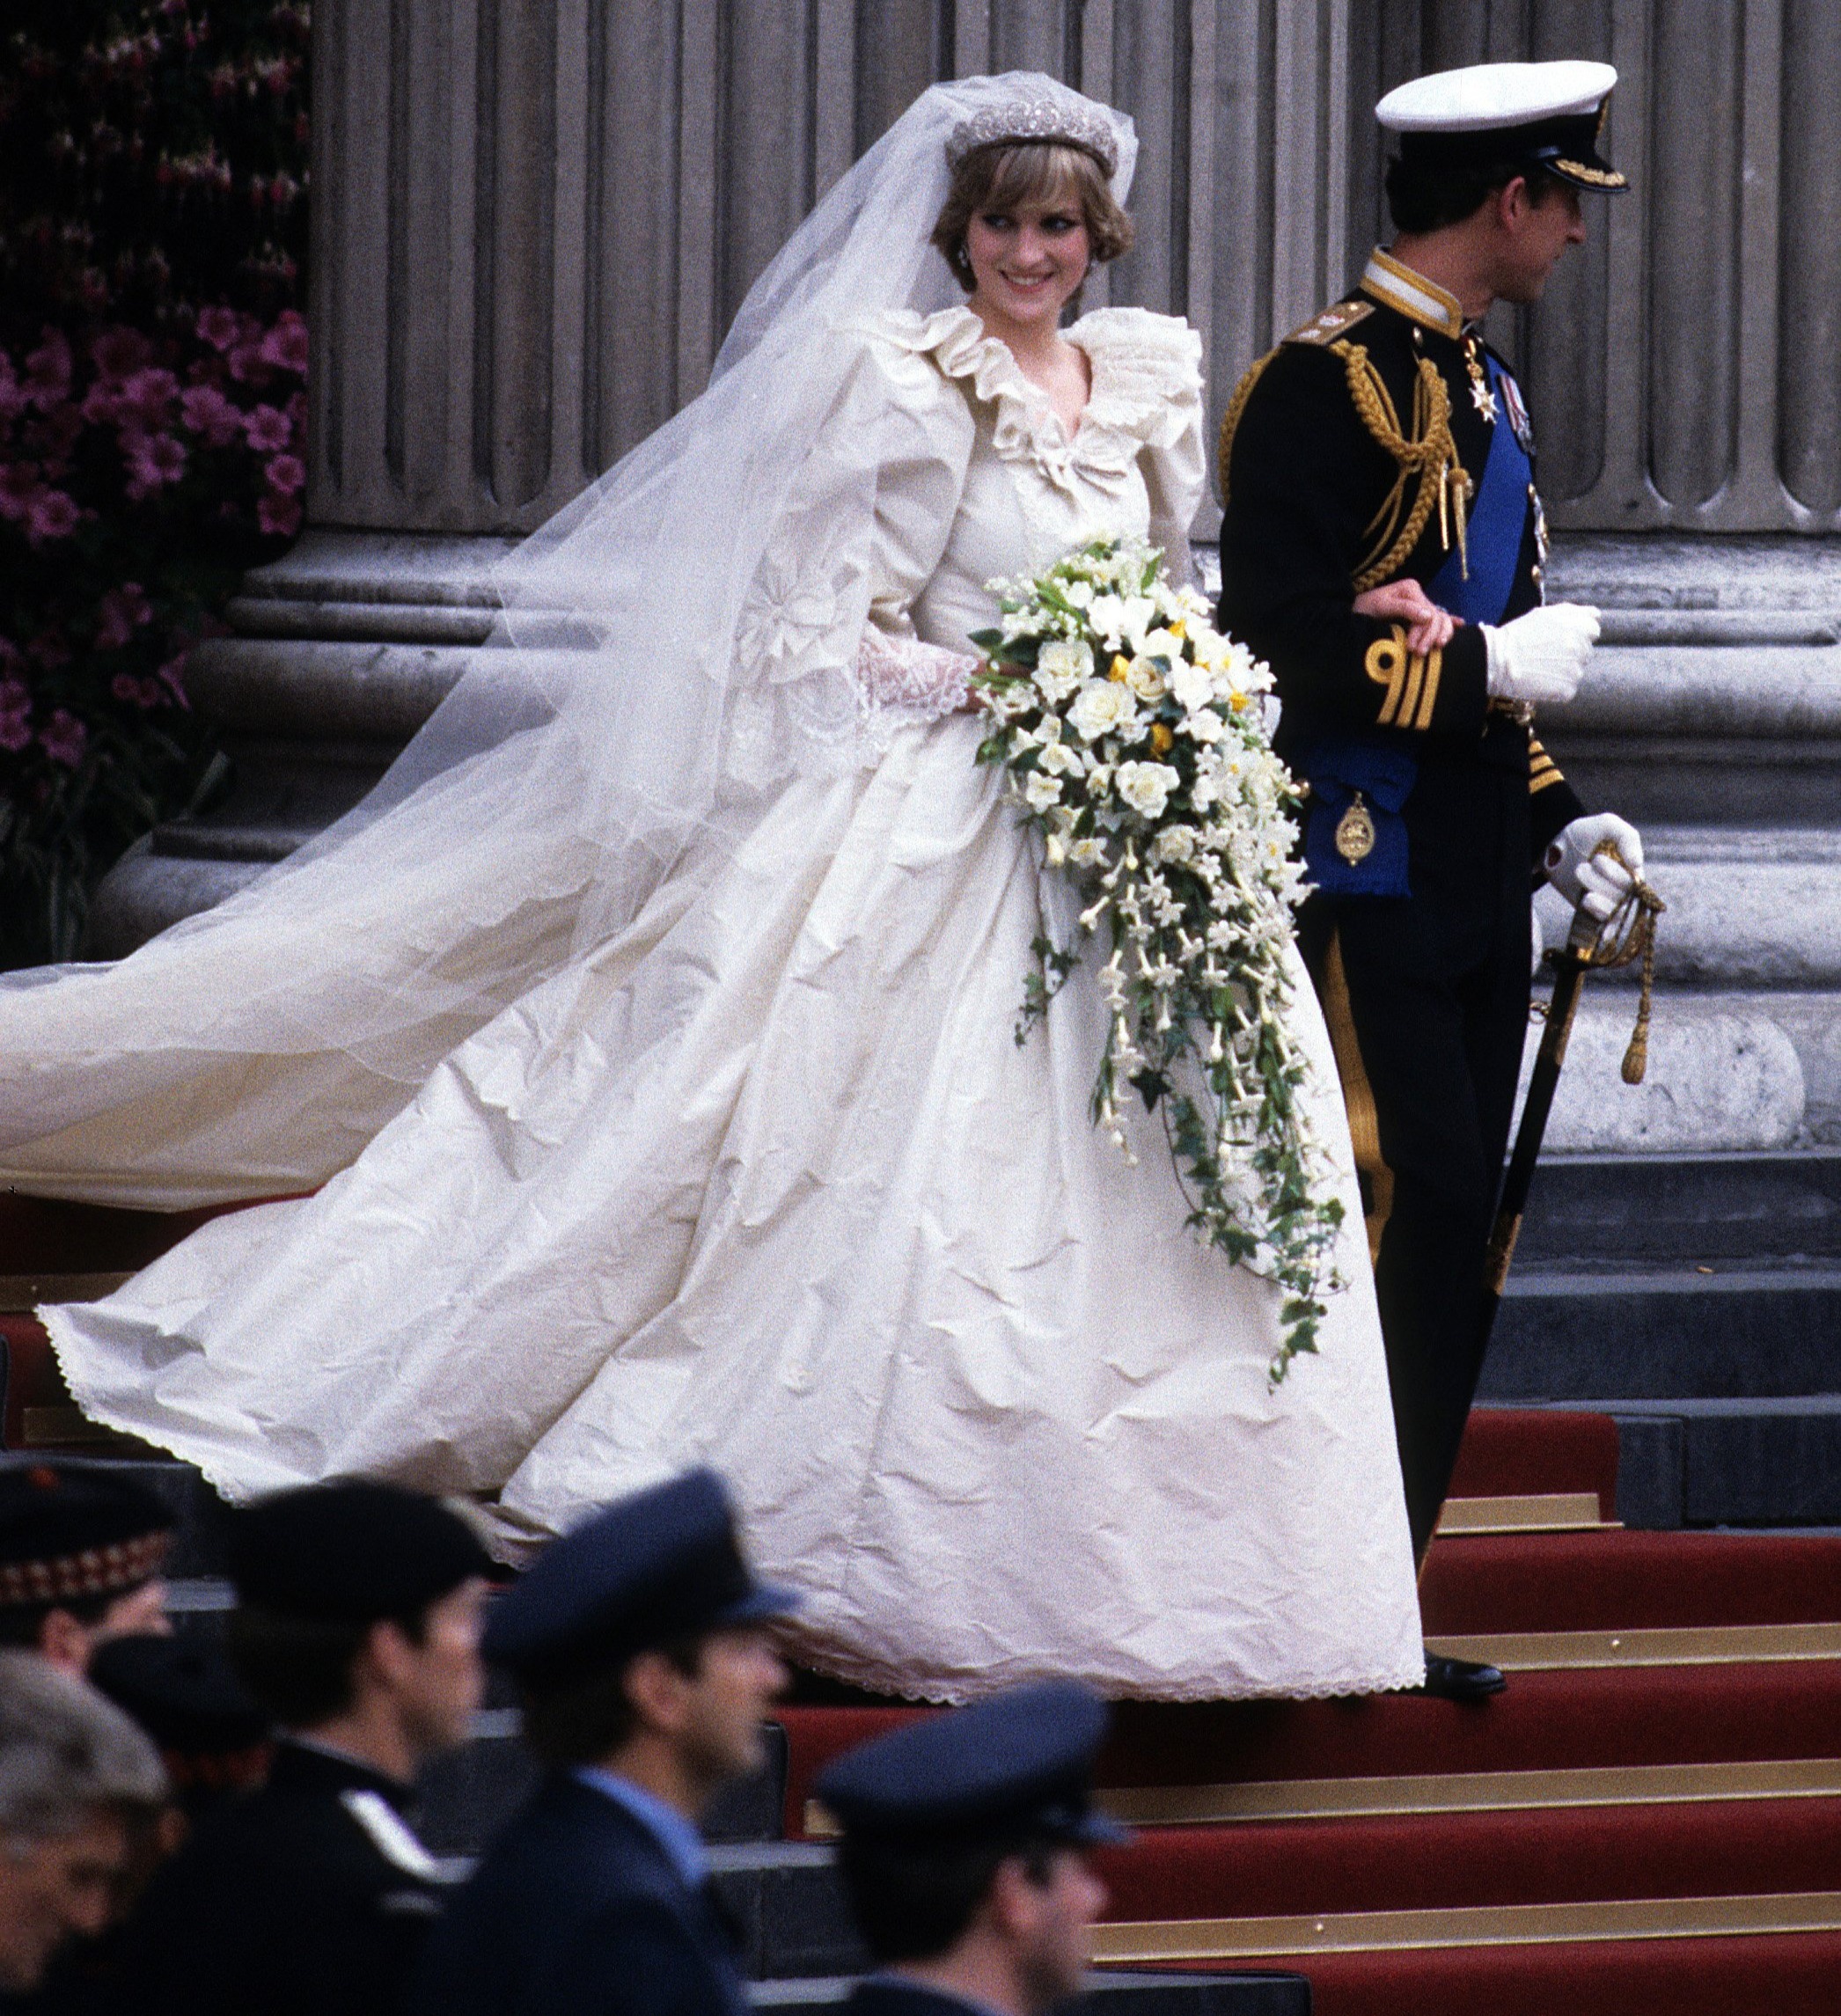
[971,536,1344,1379]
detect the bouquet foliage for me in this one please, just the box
[972,537,1343,1378]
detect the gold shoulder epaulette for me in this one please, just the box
[1284,299,1375,347]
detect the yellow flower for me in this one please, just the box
[1169,619,1186,639]
[1149,722,1175,755]
[1108,654,1131,684]
[1229,692,1250,712]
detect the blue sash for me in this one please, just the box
[1427,353,1530,627]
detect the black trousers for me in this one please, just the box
[1297,762,1534,1563]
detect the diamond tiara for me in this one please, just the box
[945,99,1119,178]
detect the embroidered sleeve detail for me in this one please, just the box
[853,625,977,739]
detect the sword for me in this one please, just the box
[1482,847,1665,1309]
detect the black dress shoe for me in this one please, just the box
[1414,1652,1507,1701]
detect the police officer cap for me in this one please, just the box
[227,1479,495,1624]
[483,1467,801,1685]
[1378,61,1627,194]
[0,1461,174,1611]
[814,1681,1128,1848]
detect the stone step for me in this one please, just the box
[1518,1151,1841,1265]
[1485,1264,1841,1402]
[1598,1399,1841,1532]
[751,1974,1309,2014]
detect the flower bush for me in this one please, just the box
[0,2,310,966]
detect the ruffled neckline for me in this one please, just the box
[874,304,1200,490]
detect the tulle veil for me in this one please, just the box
[0,75,1138,1207]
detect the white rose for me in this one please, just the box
[1023,769,1064,811]
[1062,578,1095,610]
[1087,593,1127,648]
[1035,637,1094,703]
[1068,679,1139,742]
[1124,655,1166,700]
[1183,707,1224,744]
[1139,627,1184,665]
[1038,739,1086,777]
[1168,659,1214,713]
[1114,759,1181,819]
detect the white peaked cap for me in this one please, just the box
[1377,60,1617,133]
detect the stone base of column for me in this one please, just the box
[87,530,513,957]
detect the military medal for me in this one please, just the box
[1463,337,1497,423]
[1335,793,1376,865]
[1500,370,1536,454]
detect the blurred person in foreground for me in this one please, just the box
[116,1480,493,2016]
[0,1653,165,1997]
[0,1467,173,1674]
[412,1467,797,2016]
[815,1681,1119,2016]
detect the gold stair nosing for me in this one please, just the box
[0,1272,133,1313]
[1435,1492,1614,1536]
[1098,1756,1841,1829]
[1093,1888,1841,1963]
[1426,1622,1841,1672]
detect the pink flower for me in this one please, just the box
[259,311,308,375]
[0,358,26,429]
[0,686,31,752]
[111,671,145,704]
[23,334,72,410]
[157,651,190,707]
[81,378,131,426]
[39,709,87,768]
[123,431,186,499]
[243,403,290,452]
[196,306,246,352]
[257,492,302,538]
[180,383,244,449]
[264,451,305,495]
[0,463,39,520]
[90,327,153,381]
[227,341,271,385]
[121,367,180,427]
[96,583,153,650]
[25,488,79,545]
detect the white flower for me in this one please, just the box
[1182,707,1224,744]
[1035,637,1094,703]
[1023,770,1064,811]
[1068,679,1140,742]
[1038,739,1086,777]
[1124,655,1166,700]
[1139,627,1185,665]
[1062,578,1095,610]
[1168,659,1214,713]
[1086,593,1127,648]
[1114,759,1181,819]
[1117,594,1158,652]
[1069,836,1108,868]
[1152,825,1198,864]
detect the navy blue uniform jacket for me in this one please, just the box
[408,1772,748,2016]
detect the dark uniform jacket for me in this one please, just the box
[409,1771,748,2016]
[847,1982,1001,2016]
[1218,245,1585,871]
[116,1739,450,2016]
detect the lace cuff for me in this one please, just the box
[853,625,978,731]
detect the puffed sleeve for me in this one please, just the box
[1075,307,1206,587]
[733,314,977,700]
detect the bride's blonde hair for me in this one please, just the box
[930,141,1133,289]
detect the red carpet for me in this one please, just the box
[1445,1406,1619,1515]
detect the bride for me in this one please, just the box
[0,75,1421,1702]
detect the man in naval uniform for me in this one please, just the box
[1218,61,1646,1700]
[816,1681,1124,2016]
[117,1481,495,2016]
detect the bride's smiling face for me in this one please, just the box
[965,197,1091,329]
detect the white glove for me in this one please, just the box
[1481,602,1600,707]
[1546,812,1645,921]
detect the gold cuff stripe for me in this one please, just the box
[1364,628,1441,730]
[1093,1890,1841,1965]
[1530,767,1566,794]
[1414,646,1442,728]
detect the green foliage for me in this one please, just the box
[0,1,310,966]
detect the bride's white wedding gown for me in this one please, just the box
[6,303,1422,1700]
